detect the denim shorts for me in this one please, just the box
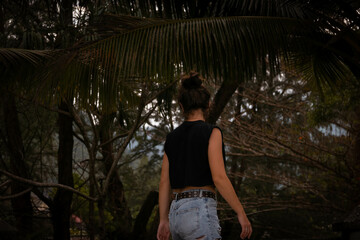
[169,190,222,240]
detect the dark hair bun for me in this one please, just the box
[178,71,210,115]
[181,71,203,90]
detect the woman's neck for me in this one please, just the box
[185,109,205,122]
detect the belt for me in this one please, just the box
[172,190,216,201]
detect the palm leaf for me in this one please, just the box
[51,15,307,112]
[0,48,55,90]
[109,0,306,19]
[289,44,356,97]
[0,48,53,68]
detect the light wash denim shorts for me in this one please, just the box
[169,190,222,240]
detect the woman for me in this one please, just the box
[157,71,252,240]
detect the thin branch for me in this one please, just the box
[0,180,12,188]
[98,79,177,148]
[0,169,97,201]
[69,105,101,196]
[97,132,129,148]
[102,92,146,195]
[0,187,32,201]
[70,107,92,150]
[73,131,86,145]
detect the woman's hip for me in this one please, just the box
[169,190,221,240]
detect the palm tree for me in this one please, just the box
[1,0,359,239]
[2,0,358,121]
[47,0,358,120]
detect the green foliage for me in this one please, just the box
[72,174,115,233]
[308,82,360,125]
[120,125,164,219]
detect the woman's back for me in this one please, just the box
[165,120,215,189]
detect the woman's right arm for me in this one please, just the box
[208,128,252,239]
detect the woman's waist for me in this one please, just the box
[172,185,215,194]
[171,186,217,202]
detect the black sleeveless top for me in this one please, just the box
[164,120,225,189]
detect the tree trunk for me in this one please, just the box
[148,207,160,240]
[131,191,159,239]
[207,79,240,124]
[353,104,360,204]
[89,157,96,240]
[2,92,33,238]
[51,100,74,240]
[99,114,133,239]
[50,1,75,238]
[97,198,107,240]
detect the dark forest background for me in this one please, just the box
[0,0,359,239]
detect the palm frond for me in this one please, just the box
[0,48,53,69]
[108,0,306,19]
[0,48,55,91]
[290,46,355,97]
[51,15,307,112]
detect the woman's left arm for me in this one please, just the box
[157,153,171,240]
